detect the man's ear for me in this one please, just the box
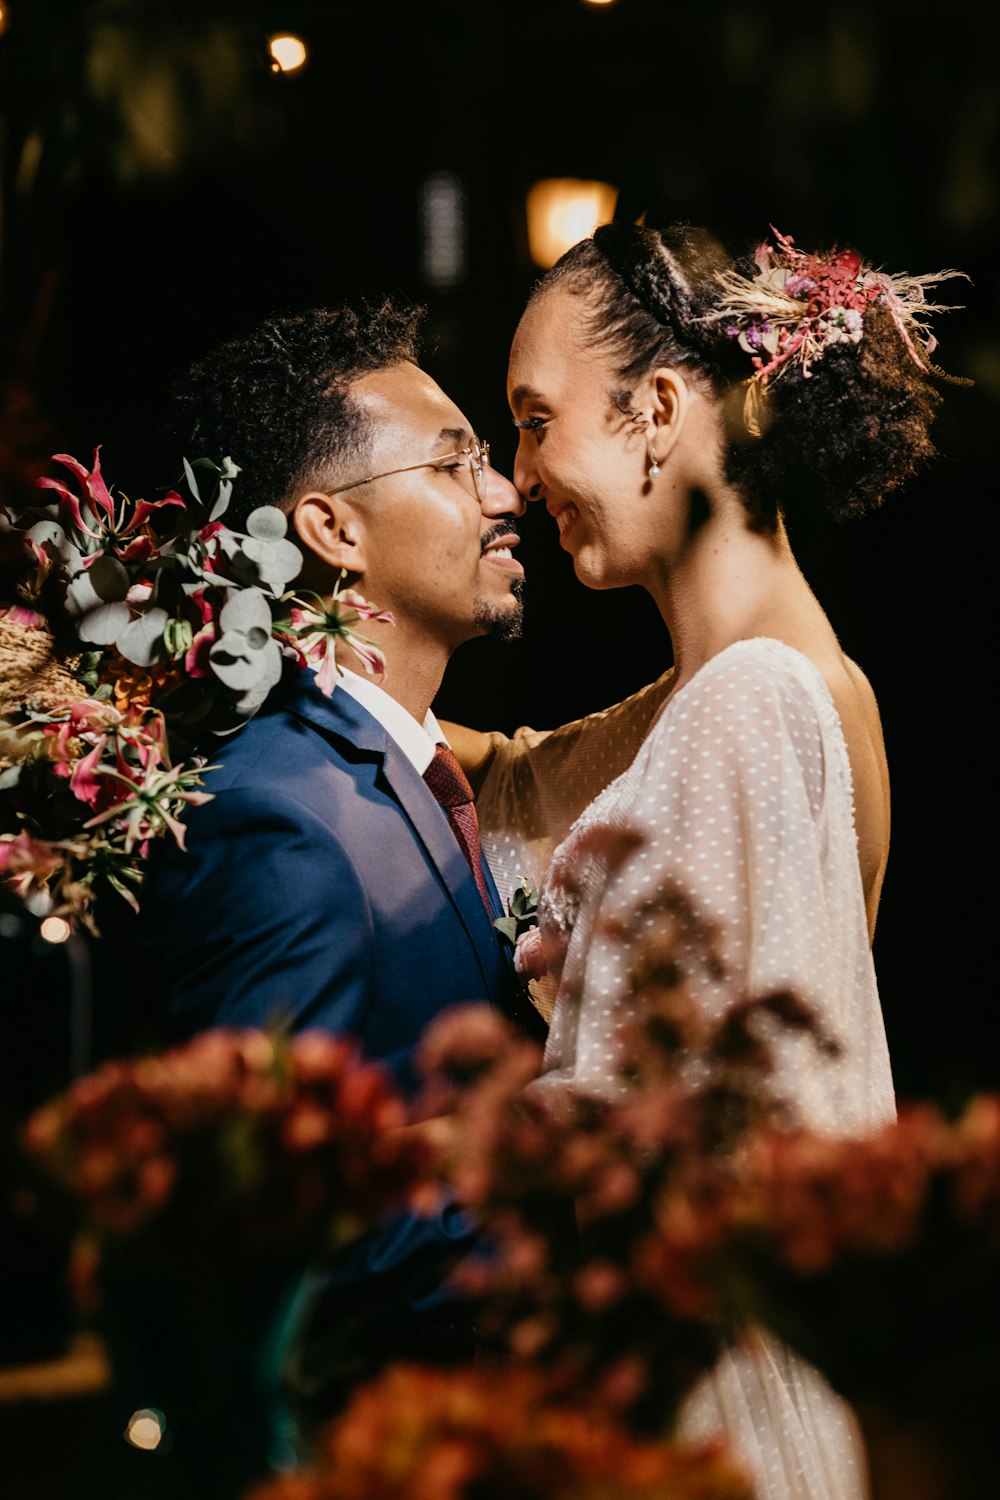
[292,491,368,580]
[647,366,691,461]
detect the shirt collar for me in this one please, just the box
[335,667,445,775]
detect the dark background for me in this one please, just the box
[1,0,997,1101]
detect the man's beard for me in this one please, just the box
[473,575,525,643]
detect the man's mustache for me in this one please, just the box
[479,518,521,554]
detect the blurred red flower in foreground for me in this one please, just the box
[23,1027,432,1266]
[246,1362,756,1500]
[717,1093,1000,1425]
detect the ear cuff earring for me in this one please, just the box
[647,447,661,477]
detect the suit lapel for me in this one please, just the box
[285,670,507,1005]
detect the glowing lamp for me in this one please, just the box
[268,34,308,74]
[525,178,618,268]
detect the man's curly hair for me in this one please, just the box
[164,300,425,530]
[537,224,947,534]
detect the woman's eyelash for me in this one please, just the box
[513,416,549,431]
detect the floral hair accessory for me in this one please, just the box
[0,448,393,930]
[708,228,969,436]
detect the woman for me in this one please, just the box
[446,222,964,1499]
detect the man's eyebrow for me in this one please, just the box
[510,384,544,410]
[437,426,468,446]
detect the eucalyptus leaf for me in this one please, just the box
[26,518,66,549]
[493,916,518,942]
[219,586,273,635]
[0,764,24,789]
[76,600,131,646]
[117,607,169,668]
[182,457,201,503]
[87,553,131,603]
[208,478,232,522]
[65,569,103,617]
[231,640,283,708]
[242,536,303,591]
[209,637,265,690]
[28,518,84,574]
[245,506,288,542]
[224,550,259,588]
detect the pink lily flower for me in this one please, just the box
[37,448,186,560]
[346,636,388,679]
[339,590,396,627]
[68,738,115,811]
[184,621,217,677]
[285,589,393,696]
[0,602,48,628]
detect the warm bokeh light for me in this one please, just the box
[0,3,8,36]
[525,178,618,268]
[39,916,72,945]
[268,34,307,74]
[582,0,618,7]
[126,1408,166,1450]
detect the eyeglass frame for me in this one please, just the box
[328,437,491,502]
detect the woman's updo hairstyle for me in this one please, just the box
[536,221,962,533]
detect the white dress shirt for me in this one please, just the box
[335,666,446,775]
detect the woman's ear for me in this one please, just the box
[647,367,691,462]
[292,491,368,582]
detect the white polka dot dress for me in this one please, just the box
[477,638,895,1500]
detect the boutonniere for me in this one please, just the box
[493,875,539,949]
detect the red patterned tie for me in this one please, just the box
[423,744,493,918]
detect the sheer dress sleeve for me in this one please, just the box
[539,640,895,1137]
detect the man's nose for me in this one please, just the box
[481,464,525,518]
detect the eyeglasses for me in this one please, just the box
[329,436,491,503]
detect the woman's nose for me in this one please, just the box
[513,436,544,504]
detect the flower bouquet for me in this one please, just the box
[0,448,392,931]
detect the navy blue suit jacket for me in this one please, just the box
[138,665,543,1342]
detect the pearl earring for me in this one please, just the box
[647,447,661,477]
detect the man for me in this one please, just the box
[137,299,543,1419]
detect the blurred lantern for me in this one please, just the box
[582,0,618,6]
[268,33,307,74]
[525,178,618,267]
[0,3,8,37]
